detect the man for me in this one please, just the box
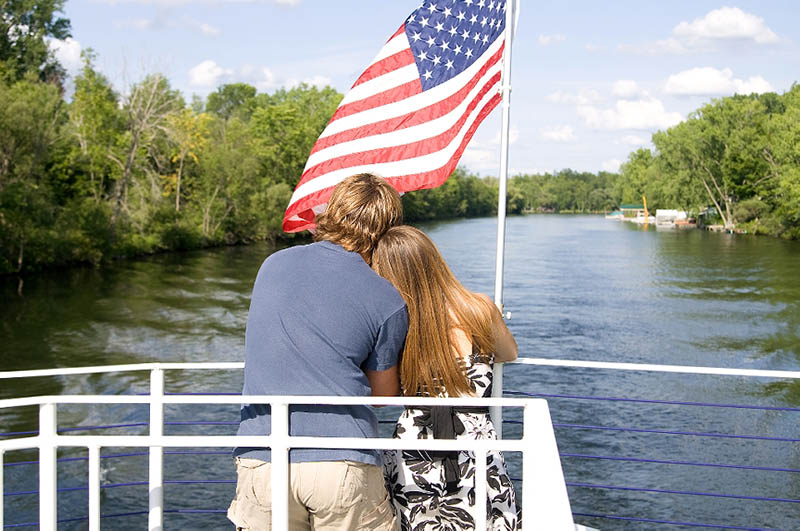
[228,173,407,530]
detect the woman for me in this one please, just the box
[372,225,520,531]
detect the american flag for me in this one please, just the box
[283,0,509,233]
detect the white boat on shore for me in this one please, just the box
[655,209,688,229]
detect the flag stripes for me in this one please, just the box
[284,0,508,233]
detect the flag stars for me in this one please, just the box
[408,14,416,24]
[406,0,504,90]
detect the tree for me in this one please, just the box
[206,82,256,121]
[0,74,64,272]
[165,108,210,211]
[109,74,183,225]
[0,0,71,83]
[250,84,341,187]
[66,50,123,202]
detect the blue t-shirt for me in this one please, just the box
[234,240,408,466]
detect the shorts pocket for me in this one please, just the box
[227,458,272,529]
[359,491,397,531]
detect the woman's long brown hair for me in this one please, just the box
[372,226,496,397]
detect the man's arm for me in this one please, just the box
[365,365,401,399]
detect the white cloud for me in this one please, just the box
[584,43,603,53]
[190,60,330,92]
[602,159,622,172]
[612,80,642,98]
[619,37,689,55]
[511,167,552,176]
[286,75,332,90]
[577,97,683,130]
[620,7,780,55]
[196,22,221,37]
[189,60,232,87]
[674,7,779,44]
[540,125,576,142]
[664,67,773,96]
[239,64,277,90]
[461,146,496,169]
[490,126,520,145]
[116,16,221,37]
[538,34,566,46]
[115,18,153,30]
[546,89,602,106]
[49,37,83,74]
[618,135,649,146]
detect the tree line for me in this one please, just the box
[616,87,800,238]
[0,1,610,274]
[2,1,799,274]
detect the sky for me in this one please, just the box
[51,0,800,176]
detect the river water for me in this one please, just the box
[1,215,799,529]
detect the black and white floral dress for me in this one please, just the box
[383,350,521,530]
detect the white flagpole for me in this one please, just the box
[490,0,518,437]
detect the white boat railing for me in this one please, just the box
[1,359,798,530]
[0,363,577,531]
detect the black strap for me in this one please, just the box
[406,405,489,493]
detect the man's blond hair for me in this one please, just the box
[313,173,403,262]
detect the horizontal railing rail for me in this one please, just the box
[0,377,575,531]
[1,360,798,530]
[2,358,799,379]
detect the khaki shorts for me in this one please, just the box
[227,458,398,531]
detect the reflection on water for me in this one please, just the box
[1,216,799,529]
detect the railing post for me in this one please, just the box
[490,363,504,437]
[1,449,5,529]
[523,400,574,530]
[474,449,487,530]
[271,400,289,530]
[39,402,57,530]
[88,445,101,531]
[149,367,164,531]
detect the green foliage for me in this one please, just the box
[0,0,71,83]
[205,83,257,121]
[503,170,617,214]
[2,14,800,275]
[402,168,498,222]
[617,86,800,235]
[250,84,342,187]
